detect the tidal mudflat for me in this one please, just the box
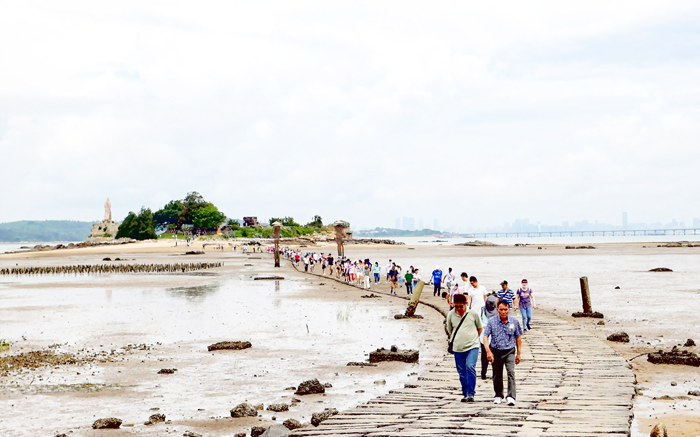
[0,253,445,436]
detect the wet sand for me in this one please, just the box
[1,241,699,436]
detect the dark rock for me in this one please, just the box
[648,348,700,367]
[346,362,377,367]
[102,257,111,261]
[231,402,258,418]
[571,311,605,318]
[649,267,673,272]
[185,251,205,255]
[183,432,203,437]
[144,413,165,425]
[55,434,68,437]
[311,408,338,426]
[650,423,668,437]
[283,418,302,430]
[93,418,122,429]
[565,246,595,249]
[361,293,381,298]
[323,382,332,388]
[614,286,620,289]
[671,381,677,386]
[251,426,266,437]
[267,403,289,412]
[369,347,419,363]
[208,341,252,351]
[684,338,696,347]
[158,368,177,374]
[597,321,605,325]
[404,383,419,388]
[394,314,424,319]
[234,433,246,437]
[295,379,325,395]
[254,276,285,280]
[607,332,630,343]
[688,390,700,396]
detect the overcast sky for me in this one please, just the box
[1,1,699,231]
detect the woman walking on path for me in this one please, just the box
[446,294,483,403]
[515,279,536,331]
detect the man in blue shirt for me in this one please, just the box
[498,280,515,308]
[432,267,443,296]
[483,300,522,406]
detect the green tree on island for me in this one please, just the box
[306,215,323,228]
[268,216,300,227]
[154,192,226,232]
[116,207,157,240]
[192,203,227,230]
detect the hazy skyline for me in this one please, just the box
[1,1,699,231]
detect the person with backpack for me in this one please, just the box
[446,293,483,403]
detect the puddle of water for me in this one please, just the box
[0,275,445,436]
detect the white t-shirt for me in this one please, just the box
[468,284,487,314]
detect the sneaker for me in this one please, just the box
[461,396,468,403]
[507,396,515,406]
[493,397,502,404]
[467,396,474,402]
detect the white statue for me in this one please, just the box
[104,198,112,222]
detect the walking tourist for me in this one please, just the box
[468,276,487,314]
[483,300,523,406]
[432,266,443,296]
[386,260,393,281]
[480,293,499,379]
[443,267,455,293]
[515,279,536,331]
[498,280,515,308]
[388,265,399,295]
[373,262,380,283]
[404,269,414,296]
[446,294,483,403]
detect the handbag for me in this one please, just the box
[447,312,469,354]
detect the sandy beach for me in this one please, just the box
[1,239,699,436]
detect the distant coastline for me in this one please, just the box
[0,220,93,242]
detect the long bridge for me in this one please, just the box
[466,228,700,238]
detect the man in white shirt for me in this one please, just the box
[467,275,487,316]
[386,260,394,281]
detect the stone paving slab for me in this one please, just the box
[290,311,634,437]
[289,265,634,436]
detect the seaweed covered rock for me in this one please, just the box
[295,379,325,395]
[607,332,630,343]
[231,402,258,418]
[208,341,252,352]
[311,408,338,426]
[92,418,122,429]
[648,347,700,367]
[283,418,302,430]
[369,346,419,363]
[144,413,165,425]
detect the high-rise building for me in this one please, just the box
[622,212,628,229]
[407,217,415,231]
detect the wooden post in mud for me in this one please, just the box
[272,221,282,268]
[404,281,425,317]
[579,276,592,313]
[334,221,345,258]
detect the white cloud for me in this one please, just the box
[1,1,698,230]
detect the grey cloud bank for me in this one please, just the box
[1,1,698,231]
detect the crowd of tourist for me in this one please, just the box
[278,249,538,407]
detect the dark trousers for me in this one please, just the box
[492,347,516,399]
[480,343,490,378]
[433,282,441,295]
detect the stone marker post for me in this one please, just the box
[272,221,282,268]
[579,276,592,313]
[334,221,345,258]
[404,281,425,317]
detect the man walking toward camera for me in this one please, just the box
[483,300,522,406]
[446,294,483,403]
